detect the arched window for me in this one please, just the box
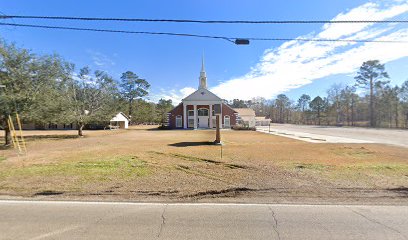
[198,108,209,116]
[176,115,182,128]
[224,115,230,128]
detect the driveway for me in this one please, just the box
[257,124,408,147]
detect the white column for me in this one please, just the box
[183,103,187,129]
[209,104,213,128]
[193,104,197,129]
[220,102,223,128]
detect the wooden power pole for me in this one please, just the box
[214,104,221,144]
[215,114,221,144]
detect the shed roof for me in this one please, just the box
[110,112,130,122]
[233,108,255,116]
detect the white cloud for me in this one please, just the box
[210,0,408,100]
[87,50,115,67]
[151,87,195,104]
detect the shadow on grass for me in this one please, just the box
[145,128,164,131]
[168,141,216,147]
[23,135,79,141]
[125,127,162,131]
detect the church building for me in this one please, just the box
[167,58,238,129]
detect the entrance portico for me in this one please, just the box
[183,101,222,129]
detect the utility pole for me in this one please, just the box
[215,114,221,144]
[213,104,221,144]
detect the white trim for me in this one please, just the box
[193,105,197,129]
[224,115,231,128]
[183,100,222,105]
[187,110,195,128]
[176,115,183,128]
[183,104,187,128]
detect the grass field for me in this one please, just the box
[0,126,407,203]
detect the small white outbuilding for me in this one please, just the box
[233,108,256,128]
[110,112,130,129]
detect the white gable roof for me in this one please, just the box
[182,88,222,102]
[110,112,129,122]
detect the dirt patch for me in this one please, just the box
[34,190,64,196]
[160,152,250,169]
[184,187,254,198]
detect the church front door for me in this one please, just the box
[197,108,209,128]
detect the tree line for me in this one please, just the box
[0,40,173,145]
[2,39,407,146]
[229,60,408,128]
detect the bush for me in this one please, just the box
[157,124,171,130]
[232,125,256,131]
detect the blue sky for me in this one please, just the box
[1,0,407,103]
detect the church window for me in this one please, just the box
[176,116,182,128]
[198,108,209,116]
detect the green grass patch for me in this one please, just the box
[291,163,335,171]
[0,155,150,182]
[345,163,408,172]
[0,156,6,162]
[332,146,375,159]
[286,162,407,173]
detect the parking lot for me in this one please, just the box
[257,124,408,148]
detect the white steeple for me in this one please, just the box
[199,55,207,89]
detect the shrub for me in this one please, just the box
[232,125,256,131]
[158,124,171,130]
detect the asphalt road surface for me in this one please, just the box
[257,124,408,147]
[1,201,407,240]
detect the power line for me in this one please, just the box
[0,22,406,44]
[0,23,233,42]
[1,15,408,24]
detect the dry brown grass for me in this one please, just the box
[0,126,407,204]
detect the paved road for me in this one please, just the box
[257,124,408,147]
[0,201,407,240]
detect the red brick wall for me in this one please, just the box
[222,103,237,126]
[168,104,184,128]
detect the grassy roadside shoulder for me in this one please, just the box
[0,155,150,195]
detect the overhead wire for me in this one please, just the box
[1,15,408,24]
[0,22,406,44]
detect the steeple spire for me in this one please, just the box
[201,54,205,72]
[199,54,207,89]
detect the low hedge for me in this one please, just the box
[232,125,256,131]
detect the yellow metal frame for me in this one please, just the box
[7,113,26,154]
